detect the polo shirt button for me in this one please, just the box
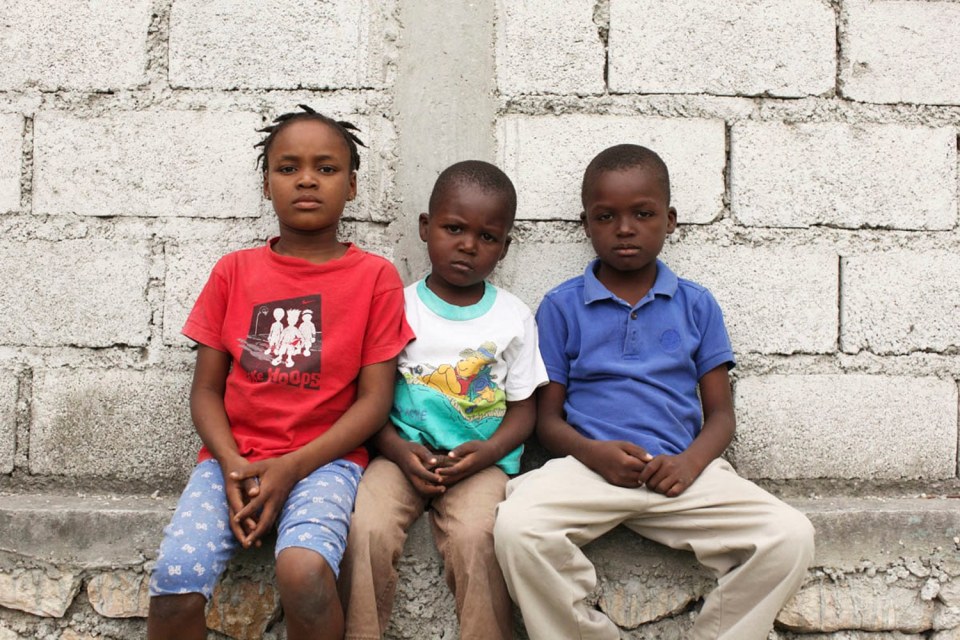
[630,311,638,320]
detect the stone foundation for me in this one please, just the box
[2,491,959,639]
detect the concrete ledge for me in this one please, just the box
[2,492,960,639]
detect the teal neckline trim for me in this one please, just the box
[417,277,497,321]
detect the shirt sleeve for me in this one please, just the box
[534,294,571,386]
[502,305,550,401]
[181,260,229,352]
[692,288,735,379]
[361,264,415,367]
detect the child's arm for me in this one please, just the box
[638,364,735,497]
[537,381,654,487]
[436,395,536,485]
[374,422,446,496]
[230,357,398,547]
[189,345,259,543]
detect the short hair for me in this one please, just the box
[428,160,518,224]
[581,144,671,207]
[255,104,365,174]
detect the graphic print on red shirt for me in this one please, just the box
[238,294,323,390]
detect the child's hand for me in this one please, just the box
[436,440,496,486]
[229,457,299,548]
[638,452,701,497]
[582,440,653,488]
[395,441,446,496]
[221,457,261,545]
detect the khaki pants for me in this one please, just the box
[340,457,514,640]
[494,457,814,640]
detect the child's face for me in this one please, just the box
[581,165,676,277]
[262,120,357,235]
[419,183,512,304]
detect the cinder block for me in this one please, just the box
[0,0,150,91]
[734,375,957,480]
[842,251,960,355]
[609,0,835,97]
[842,0,960,105]
[163,241,260,346]
[340,221,402,261]
[341,115,395,224]
[33,111,262,218]
[0,115,22,214]
[0,373,16,474]
[731,122,956,229]
[496,0,605,95]
[497,115,725,223]
[493,241,596,310]
[0,240,151,347]
[29,368,197,482]
[663,245,838,355]
[169,0,388,89]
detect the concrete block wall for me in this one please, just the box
[1,0,959,638]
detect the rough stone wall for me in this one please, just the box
[0,0,959,638]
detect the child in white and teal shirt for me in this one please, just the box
[340,160,548,640]
[390,278,545,474]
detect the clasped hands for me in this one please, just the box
[394,439,494,496]
[582,440,702,497]
[221,456,299,549]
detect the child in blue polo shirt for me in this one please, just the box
[494,144,814,640]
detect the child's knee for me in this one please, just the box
[443,520,496,564]
[150,547,223,599]
[349,501,387,540]
[764,505,816,572]
[276,548,340,618]
[783,509,816,565]
[493,503,534,557]
[348,505,407,563]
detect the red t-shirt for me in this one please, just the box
[182,239,414,468]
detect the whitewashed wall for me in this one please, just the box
[0,0,957,488]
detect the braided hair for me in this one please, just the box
[255,104,366,173]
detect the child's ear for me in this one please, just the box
[499,236,512,261]
[667,206,678,233]
[418,213,430,242]
[347,171,358,201]
[580,210,591,238]
[262,175,271,200]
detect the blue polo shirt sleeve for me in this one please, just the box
[692,288,736,379]
[534,294,572,386]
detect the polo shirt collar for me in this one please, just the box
[582,258,679,305]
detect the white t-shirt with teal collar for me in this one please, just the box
[390,278,549,474]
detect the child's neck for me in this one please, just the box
[272,230,346,265]
[596,262,657,307]
[425,277,485,307]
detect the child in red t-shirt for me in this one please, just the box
[147,106,414,640]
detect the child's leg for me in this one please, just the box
[147,593,206,640]
[494,457,637,640]
[147,460,239,640]
[274,459,364,640]
[431,465,512,640]
[339,457,428,640]
[623,459,814,640]
[275,547,342,640]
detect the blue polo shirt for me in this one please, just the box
[535,259,735,456]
